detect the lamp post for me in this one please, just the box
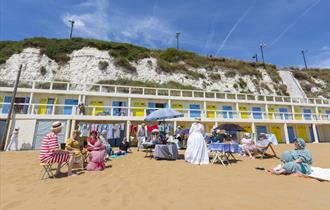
[301,49,308,70]
[252,53,258,62]
[259,42,266,64]
[176,32,181,50]
[0,64,23,151]
[69,20,75,39]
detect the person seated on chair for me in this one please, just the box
[205,132,214,144]
[143,129,161,147]
[213,129,225,143]
[65,130,85,168]
[268,138,312,175]
[99,130,112,159]
[174,132,184,148]
[39,121,75,177]
[66,130,83,155]
[253,133,269,154]
[240,133,254,159]
[86,130,98,152]
[86,140,106,171]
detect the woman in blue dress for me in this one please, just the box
[269,138,312,175]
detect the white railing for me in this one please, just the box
[1,80,329,105]
[1,102,329,121]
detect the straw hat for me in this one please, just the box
[51,121,63,130]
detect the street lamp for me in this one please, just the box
[259,42,266,64]
[176,32,181,50]
[301,49,308,70]
[69,20,75,39]
[252,53,258,62]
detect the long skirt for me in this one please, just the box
[185,132,209,165]
[86,150,106,171]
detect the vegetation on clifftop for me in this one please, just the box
[1,37,329,97]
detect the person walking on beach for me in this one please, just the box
[136,122,147,151]
[185,118,209,165]
[6,127,20,151]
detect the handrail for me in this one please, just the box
[0,102,329,121]
[1,80,329,105]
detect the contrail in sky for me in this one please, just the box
[215,4,254,57]
[270,0,321,46]
[203,14,219,55]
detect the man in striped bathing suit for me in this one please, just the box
[39,121,74,176]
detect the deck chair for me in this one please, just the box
[40,163,54,180]
[253,135,279,159]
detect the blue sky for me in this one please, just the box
[1,0,329,68]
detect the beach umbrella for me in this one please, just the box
[180,128,190,135]
[216,124,246,132]
[144,108,184,121]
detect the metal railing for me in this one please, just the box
[1,80,329,105]
[1,102,329,121]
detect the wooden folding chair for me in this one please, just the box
[144,147,153,159]
[257,143,279,159]
[40,163,54,180]
[211,151,230,166]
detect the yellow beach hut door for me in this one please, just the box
[295,108,302,120]
[239,106,248,119]
[268,107,275,119]
[89,100,104,115]
[38,98,48,114]
[296,125,308,141]
[172,103,183,112]
[207,105,216,118]
[270,126,282,143]
[243,126,252,133]
[133,102,145,116]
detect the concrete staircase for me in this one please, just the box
[279,70,307,98]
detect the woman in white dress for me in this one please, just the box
[185,118,209,165]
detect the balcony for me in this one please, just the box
[1,102,329,122]
[1,80,329,105]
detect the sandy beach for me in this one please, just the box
[0,143,329,210]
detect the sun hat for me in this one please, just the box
[51,121,63,130]
[92,141,104,151]
[195,117,201,122]
[152,129,159,133]
[244,133,251,137]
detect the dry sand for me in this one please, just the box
[0,144,329,210]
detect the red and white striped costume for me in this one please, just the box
[39,132,70,163]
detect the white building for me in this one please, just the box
[1,80,329,150]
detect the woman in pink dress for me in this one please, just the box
[86,140,106,171]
